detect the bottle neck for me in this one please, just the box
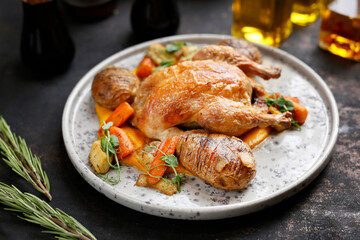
[63,0,112,8]
[22,0,63,32]
[23,0,52,4]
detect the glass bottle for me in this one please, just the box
[318,0,360,61]
[130,0,180,40]
[232,0,293,47]
[63,0,117,21]
[21,0,75,74]
[291,0,322,26]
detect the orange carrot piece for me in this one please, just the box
[147,136,179,185]
[268,93,307,125]
[106,102,134,127]
[268,93,282,99]
[98,102,134,138]
[289,100,308,125]
[136,56,156,78]
[285,96,300,103]
[241,127,272,149]
[109,126,135,159]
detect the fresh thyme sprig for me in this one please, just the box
[0,116,52,200]
[98,121,121,184]
[146,146,185,192]
[0,182,96,240]
[265,94,301,130]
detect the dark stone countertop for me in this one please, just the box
[0,0,359,239]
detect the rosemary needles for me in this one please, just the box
[0,183,96,240]
[0,116,52,200]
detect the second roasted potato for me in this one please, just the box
[92,66,140,109]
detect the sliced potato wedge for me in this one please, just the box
[89,140,112,174]
[135,174,177,196]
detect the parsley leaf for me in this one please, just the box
[291,118,301,130]
[266,94,300,130]
[266,95,294,113]
[172,174,185,192]
[110,135,119,147]
[161,154,178,167]
[165,42,190,53]
[153,60,175,72]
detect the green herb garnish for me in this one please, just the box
[165,42,191,53]
[265,94,301,130]
[146,146,185,192]
[0,183,96,240]
[291,118,301,130]
[0,116,52,201]
[152,60,175,72]
[98,121,121,184]
[265,95,294,112]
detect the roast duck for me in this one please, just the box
[91,39,292,191]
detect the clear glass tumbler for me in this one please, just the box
[231,0,293,47]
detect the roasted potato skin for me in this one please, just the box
[176,131,256,190]
[91,66,140,109]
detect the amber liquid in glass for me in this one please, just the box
[291,0,321,26]
[318,0,360,61]
[231,0,293,47]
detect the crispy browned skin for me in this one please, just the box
[92,66,139,109]
[198,98,291,136]
[131,60,291,140]
[193,45,280,80]
[176,131,256,190]
[217,39,263,64]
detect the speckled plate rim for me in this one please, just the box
[62,34,339,220]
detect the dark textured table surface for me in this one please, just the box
[0,0,359,239]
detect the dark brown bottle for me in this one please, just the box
[131,0,180,40]
[21,0,75,74]
[63,0,117,21]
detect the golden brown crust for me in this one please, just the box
[91,66,139,109]
[193,45,281,80]
[131,60,252,139]
[217,39,263,64]
[176,131,256,190]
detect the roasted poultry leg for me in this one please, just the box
[197,98,292,136]
[193,45,281,80]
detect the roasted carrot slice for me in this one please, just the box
[98,102,134,138]
[147,136,179,185]
[106,102,134,127]
[136,56,156,78]
[241,127,272,149]
[268,94,307,125]
[284,96,299,103]
[288,100,308,125]
[109,126,135,159]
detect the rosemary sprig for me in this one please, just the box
[0,182,96,240]
[0,116,52,200]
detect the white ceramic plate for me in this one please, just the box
[62,34,338,220]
